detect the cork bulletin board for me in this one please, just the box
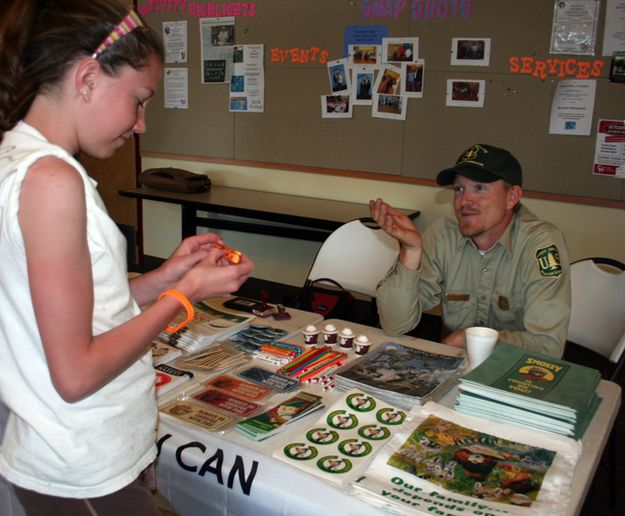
[139,0,625,206]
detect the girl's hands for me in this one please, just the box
[174,249,255,302]
[132,233,254,305]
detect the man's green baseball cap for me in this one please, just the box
[436,144,523,187]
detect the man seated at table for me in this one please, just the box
[369,144,570,358]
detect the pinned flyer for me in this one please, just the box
[593,119,625,178]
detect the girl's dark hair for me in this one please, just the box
[0,0,163,138]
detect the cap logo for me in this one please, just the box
[460,144,488,167]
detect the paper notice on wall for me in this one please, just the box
[550,0,600,55]
[164,67,188,109]
[229,44,265,112]
[200,17,235,84]
[602,0,625,56]
[593,119,625,178]
[163,20,187,63]
[549,79,596,135]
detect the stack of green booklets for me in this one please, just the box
[455,343,602,439]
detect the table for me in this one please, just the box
[119,185,420,242]
[0,299,323,516]
[154,318,622,516]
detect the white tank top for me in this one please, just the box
[0,122,157,497]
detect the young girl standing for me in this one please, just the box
[0,1,254,513]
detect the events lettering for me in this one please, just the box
[270,47,330,65]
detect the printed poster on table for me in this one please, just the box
[593,119,625,178]
[351,402,582,516]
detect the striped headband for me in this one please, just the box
[91,10,144,59]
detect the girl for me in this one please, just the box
[0,1,254,513]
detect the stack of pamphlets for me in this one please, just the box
[455,343,602,439]
[351,402,582,516]
[236,391,323,441]
[335,341,465,409]
[155,364,194,398]
[151,339,183,366]
[160,301,255,353]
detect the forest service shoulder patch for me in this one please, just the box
[535,244,562,278]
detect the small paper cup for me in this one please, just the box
[465,326,499,370]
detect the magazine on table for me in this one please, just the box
[236,391,324,441]
[456,343,602,439]
[351,402,582,516]
[336,341,466,409]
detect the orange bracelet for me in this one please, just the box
[158,289,194,332]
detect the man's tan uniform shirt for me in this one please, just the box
[376,205,570,358]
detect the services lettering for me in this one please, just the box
[509,56,604,79]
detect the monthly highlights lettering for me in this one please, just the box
[360,0,474,20]
[139,0,257,17]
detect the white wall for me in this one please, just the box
[141,157,625,287]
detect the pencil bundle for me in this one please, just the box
[279,346,347,384]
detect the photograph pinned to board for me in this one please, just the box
[348,44,381,66]
[321,94,353,118]
[327,58,351,94]
[353,66,377,105]
[200,17,235,84]
[373,64,402,95]
[450,37,491,66]
[382,37,419,64]
[372,93,407,121]
[446,79,486,108]
[401,60,424,98]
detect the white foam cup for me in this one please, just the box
[465,327,499,370]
